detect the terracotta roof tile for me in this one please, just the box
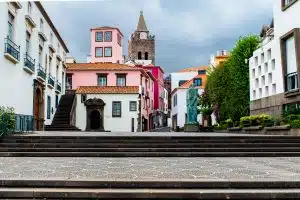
[76,86,139,94]
[178,66,208,73]
[67,63,135,71]
[178,74,207,89]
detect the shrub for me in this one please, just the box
[272,118,281,126]
[240,116,251,127]
[225,118,233,127]
[0,107,15,136]
[286,115,300,123]
[290,120,300,129]
[215,123,228,130]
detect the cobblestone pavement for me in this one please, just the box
[1,157,300,181]
[23,131,266,137]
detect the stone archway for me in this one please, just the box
[85,98,105,131]
[33,80,45,131]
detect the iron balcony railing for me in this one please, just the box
[56,80,62,92]
[4,37,20,61]
[48,74,55,87]
[285,72,299,92]
[24,52,35,72]
[37,64,46,81]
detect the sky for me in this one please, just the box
[43,0,274,73]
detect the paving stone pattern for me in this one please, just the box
[1,157,300,181]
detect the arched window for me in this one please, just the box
[138,51,142,59]
[145,52,148,60]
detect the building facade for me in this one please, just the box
[90,26,123,64]
[128,11,155,65]
[0,1,68,131]
[137,65,168,128]
[66,63,154,132]
[209,50,230,68]
[171,73,207,130]
[250,0,300,117]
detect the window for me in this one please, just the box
[57,43,60,54]
[81,94,86,103]
[261,53,264,63]
[28,2,32,14]
[138,51,142,59]
[264,63,268,73]
[253,90,256,99]
[145,52,148,60]
[8,12,14,40]
[112,101,121,117]
[271,59,275,70]
[116,74,126,86]
[104,47,112,57]
[47,95,51,119]
[282,0,297,10]
[26,31,31,53]
[95,47,103,57]
[265,86,269,96]
[259,88,262,98]
[130,101,137,111]
[258,66,261,75]
[255,78,259,88]
[272,84,276,94]
[267,49,272,60]
[38,46,42,64]
[193,78,202,86]
[262,76,265,86]
[282,32,298,92]
[96,31,103,42]
[104,31,112,42]
[252,69,255,78]
[117,34,122,46]
[198,70,206,75]
[268,73,272,84]
[97,74,107,86]
[173,94,177,107]
[255,56,258,66]
[179,80,187,87]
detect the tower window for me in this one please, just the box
[138,51,142,59]
[145,52,148,60]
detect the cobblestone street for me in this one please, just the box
[1,157,300,181]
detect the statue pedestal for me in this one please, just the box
[184,124,199,132]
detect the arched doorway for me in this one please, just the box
[85,98,105,131]
[138,51,142,59]
[34,88,41,129]
[90,110,101,130]
[145,52,148,60]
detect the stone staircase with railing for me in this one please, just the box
[44,91,80,131]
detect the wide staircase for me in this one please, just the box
[1,134,300,199]
[45,92,80,131]
[1,135,300,157]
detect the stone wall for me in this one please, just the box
[250,92,300,117]
[128,33,155,64]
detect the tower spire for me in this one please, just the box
[136,10,148,32]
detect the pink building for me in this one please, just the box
[136,65,168,128]
[67,63,154,131]
[90,26,123,64]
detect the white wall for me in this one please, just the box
[170,72,198,92]
[76,94,139,132]
[0,2,68,125]
[249,0,300,102]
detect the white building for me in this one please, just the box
[76,87,140,132]
[250,0,300,116]
[0,2,69,131]
[171,74,206,129]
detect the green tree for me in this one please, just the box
[204,35,260,122]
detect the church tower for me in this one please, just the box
[128,11,155,65]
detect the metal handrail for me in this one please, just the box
[5,36,20,51]
[24,52,35,64]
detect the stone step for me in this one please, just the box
[1,142,300,148]
[1,179,300,189]
[0,187,300,199]
[1,151,300,157]
[1,147,300,152]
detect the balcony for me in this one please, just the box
[23,52,35,74]
[48,74,55,89]
[4,37,20,64]
[285,72,299,95]
[37,64,46,83]
[48,44,56,53]
[56,81,62,93]
[25,15,36,28]
[38,31,47,42]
